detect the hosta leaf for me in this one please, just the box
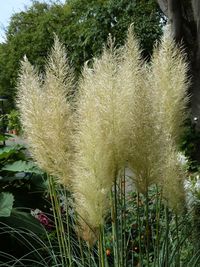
[2,160,43,174]
[0,192,14,217]
[0,145,24,159]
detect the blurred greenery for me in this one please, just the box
[180,119,200,171]
[6,109,21,133]
[0,0,163,108]
[0,136,48,261]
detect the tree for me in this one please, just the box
[0,0,162,107]
[0,2,53,108]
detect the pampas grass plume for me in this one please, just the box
[151,29,189,145]
[151,29,189,209]
[73,37,137,240]
[17,36,74,186]
[119,27,162,193]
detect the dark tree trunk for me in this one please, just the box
[157,0,200,162]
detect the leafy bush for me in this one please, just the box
[0,135,49,262]
[6,110,21,134]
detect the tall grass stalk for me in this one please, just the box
[98,225,106,267]
[48,175,72,266]
[111,182,119,267]
[120,169,126,267]
[137,192,143,267]
[154,186,162,267]
[145,190,150,267]
[175,214,180,267]
[164,205,169,267]
[64,190,73,265]
[77,227,85,266]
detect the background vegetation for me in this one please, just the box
[0,0,163,108]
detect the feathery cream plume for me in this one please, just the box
[150,29,189,209]
[73,38,137,240]
[151,29,189,145]
[17,36,74,186]
[118,27,162,193]
[161,146,186,211]
[120,27,188,204]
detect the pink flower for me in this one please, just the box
[31,209,53,229]
[37,213,49,226]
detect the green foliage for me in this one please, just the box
[6,209,45,234]
[0,192,14,217]
[2,159,43,174]
[102,183,195,267]
[180,119,200,171]
[6,109,21,132]
[0,177,196,267]
[0,0,162,107]
[0,138,46,198]
[0,137,49,262]
[0,145,25,161]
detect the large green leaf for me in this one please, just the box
[0,145,24,160]
[9,209,45,234]
[0,134,13,142]
[2,160,43,174]
[0,173,29,181]
[0,192,14,217]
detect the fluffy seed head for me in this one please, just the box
[118,27,163,193]
[161,146,186,211]
[149,29,189,209]
[151,29,189,145]
[17,37,74,186]
[73,37,138,236]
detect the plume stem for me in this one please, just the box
[98,224,106,267]
[145,190,150,267]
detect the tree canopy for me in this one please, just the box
[0,0,162,107]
